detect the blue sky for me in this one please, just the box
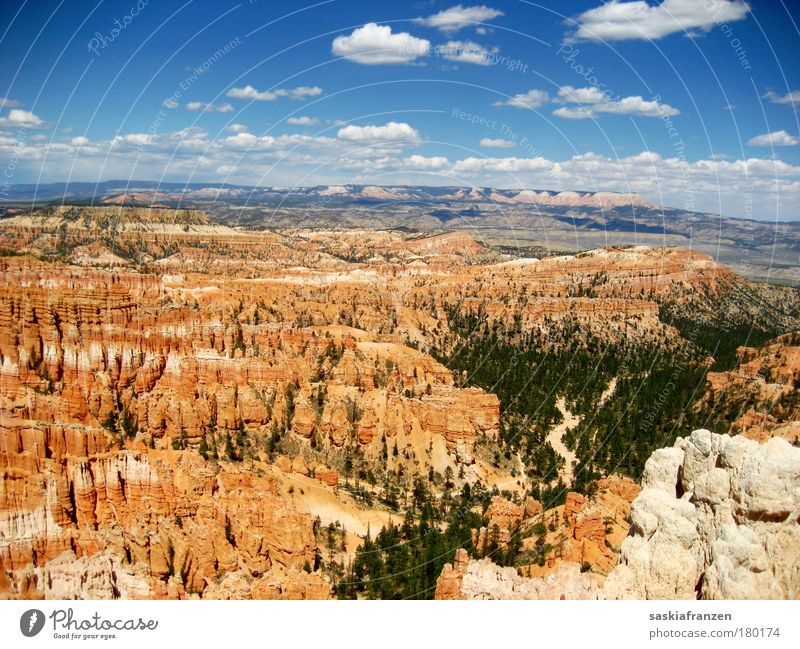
[1,0,799,220]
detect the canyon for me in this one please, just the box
[0,205,798,600]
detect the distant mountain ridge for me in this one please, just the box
[3,180,652,209]
[3,181,798,284]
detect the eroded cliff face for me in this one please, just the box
[467,476,639,579]
[0,446,327,599]
[438,431,800,600]
[487,190,653,210]
[0,215,510,599]
[0,254,500,468]
[0,261,500,598]
[701,333,800,443]
[5,206,792,356]
[435,475,640,600]
[525,476,640,579]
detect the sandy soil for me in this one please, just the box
[546,380,617,486]
[547,398,579,486]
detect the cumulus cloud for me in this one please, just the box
[9,122,800,220]
[287,116,319,126]
[480,138,515,148]
[494,89,550,110]
[570,0,750,41]
[227,85,276,101]
[436,40,498,65]
[162,98,178,109]
[276,86,322,99]
[0,97,23,109]
[413,4,504,33]
[554,86,679,119]
[404,154,449,169]
[598,96,679,117]
[332,23,430,65]
[111,133,155,148]
[0,108,45,128]
[746,130,799,147]
[337,121,421,142]
[552,106,594,120]
[222,132,259,148]
[762,90,800,106]
[186,101,234,113]
[556,86,608,104]
[453,156,552,172]
[227,85,322,101]
[105,123,415,159]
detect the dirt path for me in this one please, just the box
[546,397,579,486]
[599,378,617,406]
[545,379,617,486]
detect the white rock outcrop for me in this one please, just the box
[603,430,800,599]
[32,551,153,600]
[460,560,600,600]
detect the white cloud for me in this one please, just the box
[162,98,178,109]
[186,101,234,113]
[0,108,45,128]
[223,132,259,148]
[494,89,550,110]
[227,85,276,101]
[453,156,553,173]
[332,23,430,65]
[336,121,421,142]
[570,0,750,41]
[413,4,504,33]
[556,86,608,104]
[480,138,515,148]
[226,85,321,101]
[225,123,248,133]
[0,98,23,109]
[762,90,800,106]
[598,95,679,117]
[111,133,155,148]
[553,106,595,120]
[276,86,322,99]
[287,116,320,126]
[405,154,449,169]
[10,123,800,220]
[553,87,680,119]
[746,130,799,147]
[436,40,498,65]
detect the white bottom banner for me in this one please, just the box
[0,600,797,648]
